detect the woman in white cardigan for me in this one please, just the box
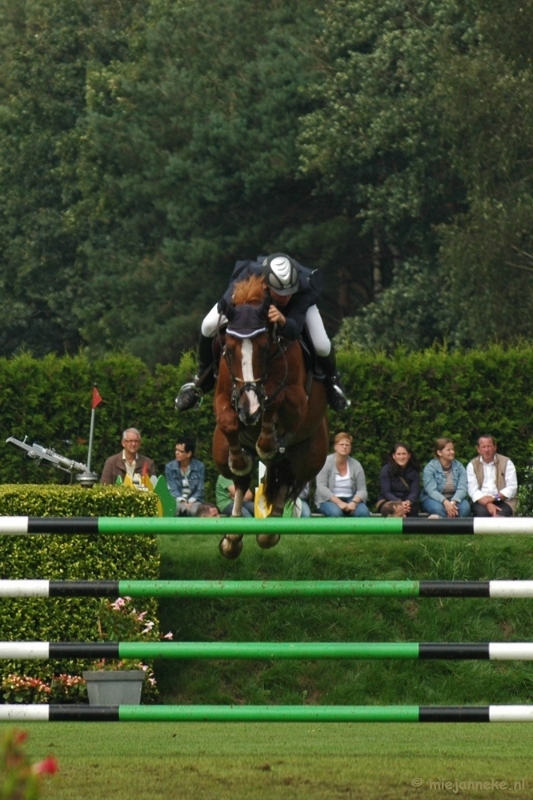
[315,432,370,517]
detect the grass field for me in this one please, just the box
[5,720,533,800]
[5,527,533,799]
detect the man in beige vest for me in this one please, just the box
[466,435,517,517]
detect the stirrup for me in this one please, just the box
[327,379,351,412]
[175,382,203,412]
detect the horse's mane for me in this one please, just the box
[232,275,266,306]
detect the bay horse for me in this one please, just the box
[212,274,329,559]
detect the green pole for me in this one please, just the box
[119,642,419,659]
[98,517,404,535]
[119,705,420,722]
[118,580,420,598]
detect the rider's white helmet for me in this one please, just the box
[261,253,299,296]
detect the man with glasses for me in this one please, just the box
[100,428,156,484]
[165,436,205,516]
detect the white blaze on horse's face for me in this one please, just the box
[241,338,261,419]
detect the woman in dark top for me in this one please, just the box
[378,442,420,517]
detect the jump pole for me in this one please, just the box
[3,579,533,598]
[2,517,533,535]
[3,642,533,660]
[2,705,533,723]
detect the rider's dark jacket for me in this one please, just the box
[217,257,323,341]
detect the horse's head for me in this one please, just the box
[224,277,272,426]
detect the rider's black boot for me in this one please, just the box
[318,350,351,412]
[175,334,216,412]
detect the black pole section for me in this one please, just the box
[49,706,120,721]
[403,519,475,534]
[420,581,490,597]
[420,706,490,722]
[419,644,490,660]
[49,581,120,597]
[49,643,119,658]
[27,518,100,534]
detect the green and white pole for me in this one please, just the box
[2,516,533,536]
[2,642,533,660]
[2,705,533,723]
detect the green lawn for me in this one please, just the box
[7,721,533,800]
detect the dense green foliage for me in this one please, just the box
[2,349,532,505]
[1,0,532,361]
[0,485,159,689]
[302,0,533,350]
[0,484,158,517]
[0,0,356,365]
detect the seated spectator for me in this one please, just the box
[315,432,370,517]
[196,502,220,518]
[216,474,255,517]
[381,500,406,518]
[100,428,156,485]
[165,437,205,517]
[377,442,420,516]
[420,438,471,518]
[466,435,518,517]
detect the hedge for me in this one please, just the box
[0,486,160,694]
[1,346,533,505]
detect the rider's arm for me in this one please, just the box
[275,292,311,339]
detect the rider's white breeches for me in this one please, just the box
[304,304,331,357]
[201,302,331,357]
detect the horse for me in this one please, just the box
[212,274,329,559]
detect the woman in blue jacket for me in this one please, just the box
[420,438,471,518]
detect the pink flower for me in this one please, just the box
[111,598,125,610]
[141,621,154,634]
[32,756,59,776]
[163,631,173,640]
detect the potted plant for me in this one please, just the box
[82,597,172,706]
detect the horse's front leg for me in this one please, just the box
[256,385,308,461]
[255,406,279,461]
[219,477,251,560]
[215,393,253,475]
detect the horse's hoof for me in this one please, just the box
[256,444,277,461]
[219,535,244,560]
[228,452,253,475]
[256,534,280,550]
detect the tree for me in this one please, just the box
[301,0,533,350]
[0,0,148,356]
[69,0,359,365]
[434,0,533,345]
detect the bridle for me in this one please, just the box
[223,318,292,415]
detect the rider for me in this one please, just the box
[175,253,350,412]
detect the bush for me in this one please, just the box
[0,486,160,693]
[2,346,533,505]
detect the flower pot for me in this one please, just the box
[82,670,145,705]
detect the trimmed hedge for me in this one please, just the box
[1,346,533,505]
[0,486,160,691]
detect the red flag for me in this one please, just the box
[91,386,103,409]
